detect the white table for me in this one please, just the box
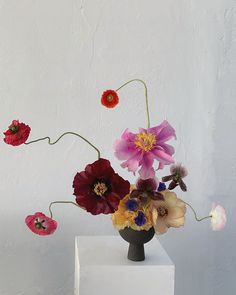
[75,236,175,295]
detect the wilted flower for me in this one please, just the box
[114,120,176,179]
[101,89,119,108]
[4,120,31,146]
[25,212,57,236]
[151,190,186,235]
[130,178,164,203]
[73,158,130,215]
[209,204,226,231]
[162,163,188,191]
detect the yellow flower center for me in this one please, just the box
[134,132,156,152]
[94,182,108,197]
[157,206,168,217]
[107,94,114,102]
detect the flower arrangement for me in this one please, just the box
[3,79,226,238]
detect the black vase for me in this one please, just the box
[119,227,155,261]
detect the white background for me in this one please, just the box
[0,1,235,294]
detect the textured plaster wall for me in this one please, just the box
[0,1,235,294]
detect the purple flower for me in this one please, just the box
[114,121,176,179]
[158,182,166,191]
[125,199,138,211]
[134,211,146,226]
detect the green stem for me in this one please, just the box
[24,131,101,159]
[184,201,212,222]
[116,79,151,128]
[49,201,80,218]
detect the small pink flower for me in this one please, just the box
[25,212,57,236]
[209,204,226,231]
[114,120,176,179]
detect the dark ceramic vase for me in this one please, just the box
[119,227,155,261]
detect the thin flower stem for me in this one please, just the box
[116,79,151,128]
[49,201,80,218]
[24,131,101,159]
[184,201,212,222]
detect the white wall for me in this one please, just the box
[0,1,235,294]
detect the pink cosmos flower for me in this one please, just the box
[114,120,176,179]
[25,212,57,236]
[209,204,226,231]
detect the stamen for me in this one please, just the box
[94,182,108,197]
[134,132,156,152]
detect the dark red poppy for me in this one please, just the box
[4,120,31,146]
[73,158,130,215]
[101,89,119,108]
[25,212,57,236]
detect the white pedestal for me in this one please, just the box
[75,236,175,295]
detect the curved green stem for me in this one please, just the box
[116,79,151,128]
[24,131,101,159]
[49,201,80,218]
[184,201,212,222]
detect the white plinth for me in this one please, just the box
[75,236,175,295]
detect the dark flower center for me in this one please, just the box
[93,182,108,197]
[34,219,46,230]
[9,125,19,134]
[157,206,168,217]
[106,94,114,102]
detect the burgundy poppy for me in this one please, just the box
[130,178,164,203]
[101,89,119,108]
[4,120,31,146]
[73,158,130,215]
[25,212,57,236]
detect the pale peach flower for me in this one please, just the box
[151,190,186,234]
[209,204,226,231]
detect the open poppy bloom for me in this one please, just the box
[3,120,31,146]
[101,89,119,108]
[25,212,57,236]
[151,191,186,235]
[73,158,130,215]
[114,120,176,179]
[209,204,226,231]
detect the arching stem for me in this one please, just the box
[25,131,101,159]
[49,201,80,218]
[116,79,151,128]
[184,201,212,222]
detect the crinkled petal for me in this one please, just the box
[167,216,185,228]
[114,139,137,160]
[139,154,155,179]
[152,149,175,165]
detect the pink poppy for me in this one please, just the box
[209,204,226,231]
[114,120,176,179]
[25,212,57,236]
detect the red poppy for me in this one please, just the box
[73,158,130,215]
[101,89,119,108]
[25,212,57,236]
[4,120,31,146]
